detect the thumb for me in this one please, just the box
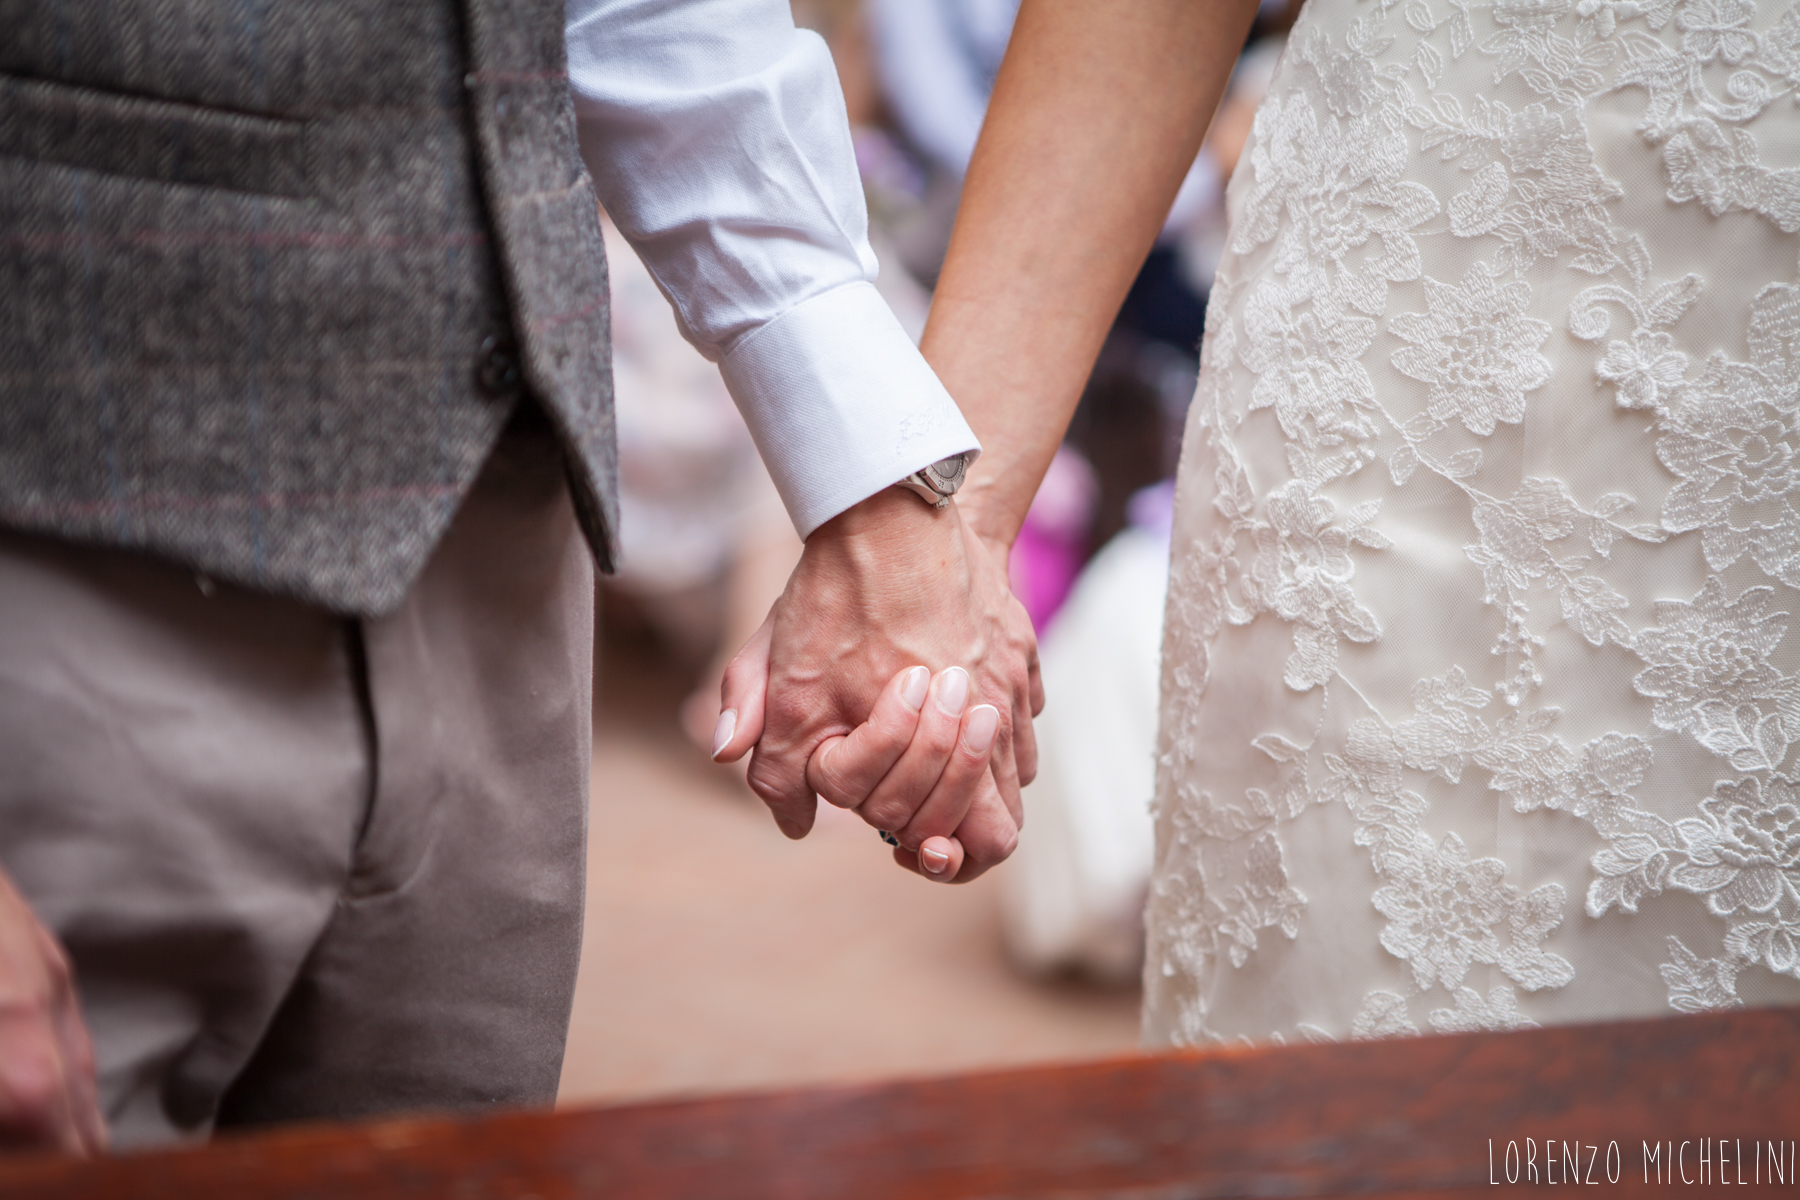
[710,608,774,764]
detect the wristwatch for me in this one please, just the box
[894,452,971,509]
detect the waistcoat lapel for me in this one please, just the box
[459,0,618,572]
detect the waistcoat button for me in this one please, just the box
[477,333,522,396]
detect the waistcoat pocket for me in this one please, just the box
[0,73,309,198]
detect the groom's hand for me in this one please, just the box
[712,487,1041,878]
[0,867,105,1156]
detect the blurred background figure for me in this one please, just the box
[567,0,1296,1105]
[602,216,795,666]
[1006,446,1096,633]
[999,482,1171,983]
[866,0,1222,303]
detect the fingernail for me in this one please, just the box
[963,704,1000,755]
[921,842,951,874]
[900,665,930,711]
[935,666,970,717]
[711,709,737,759]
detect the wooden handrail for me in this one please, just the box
[1,1008,1795,1198]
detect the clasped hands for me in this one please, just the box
[710,487,1041,882]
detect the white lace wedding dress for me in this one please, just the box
[1144,0,1800,1045]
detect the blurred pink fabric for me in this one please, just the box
[1007,447,1097,633]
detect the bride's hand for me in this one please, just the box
[814,665,1015,882]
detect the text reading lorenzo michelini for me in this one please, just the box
[1487,1138,1798,1185]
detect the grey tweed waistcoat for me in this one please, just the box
[0,0,617,614]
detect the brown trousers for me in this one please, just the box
[0,417,593,1147]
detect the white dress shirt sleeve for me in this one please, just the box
[565,0,979,539]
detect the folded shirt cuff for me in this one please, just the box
[718,281,980,539]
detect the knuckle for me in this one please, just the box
[814,783,853,809]
[815,776,861,810]
[920,717,961,756]
[720,656,757,696]
[965,823,1020,868]
[870,708,918,750]
[744,762,795,810]
[899,807,953,843]
[860,798,913,834]
[850,726,907,772]
[807,748,852,806]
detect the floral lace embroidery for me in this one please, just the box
[1389,265,1553,435]
[1351,989,1420,1037]
[1147,0,1800,1043]
[1246,481,1386,690]
[1576,274,1800,587]
[1589,774,1800,979]
[1429,983,1541,1032]
[1632,578,1800,770]
[1660,935,1746,1011]
[1325,672,1576,999]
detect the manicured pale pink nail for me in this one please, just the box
[711,708,737,759]
[935,667,970,717]
[900,665,930,712]
[920,840,952,875]
[963,704,1000,755]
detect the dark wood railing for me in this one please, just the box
[1,1007,1795,1198]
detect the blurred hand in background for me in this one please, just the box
[0,866,103,1157]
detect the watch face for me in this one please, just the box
[928,453,968,491]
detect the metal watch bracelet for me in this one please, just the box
[894,453,971,509]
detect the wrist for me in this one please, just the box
[808,484,948,547]
[800,486,959,612]
[951,477,1022,556]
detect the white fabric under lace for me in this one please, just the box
[1145,0,1800,1045]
